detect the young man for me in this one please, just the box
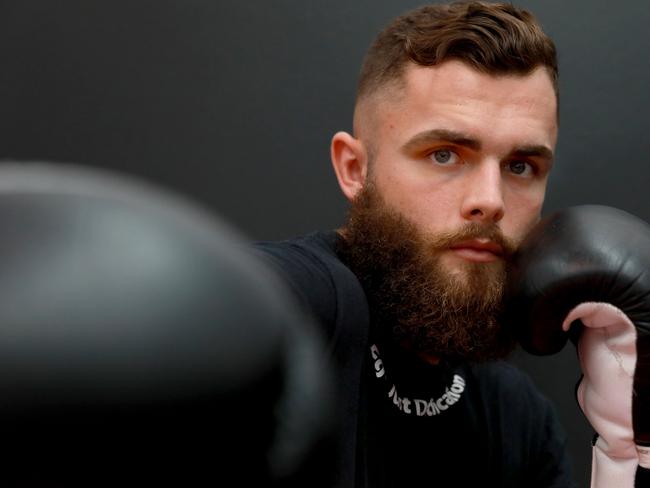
[256,2,574,486]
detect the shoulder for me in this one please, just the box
[254,231,342,273]
[468,360,532,385]
[252,231,368,337]
[465,361,575,486]
[253,231,355,296]
[467,360,554,412]
[465,360,568,456]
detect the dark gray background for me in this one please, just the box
[1,1,648,485]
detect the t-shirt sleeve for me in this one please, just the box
[251,238,340,339]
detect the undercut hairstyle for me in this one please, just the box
[356,1,558,103]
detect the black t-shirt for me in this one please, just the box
[364,337,572,487]
[254,230,576,488]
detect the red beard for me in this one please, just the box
[338,182,518,363]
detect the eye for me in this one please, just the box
[429,149,459,165]
[507,160,534,177]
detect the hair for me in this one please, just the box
[356,1,558,104]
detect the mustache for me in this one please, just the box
[424,222,518,259]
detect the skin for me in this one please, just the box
[331,60,558,279]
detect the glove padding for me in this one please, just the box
[504,204,650,488]
[0,162,338,487]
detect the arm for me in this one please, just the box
[504,204,650,487]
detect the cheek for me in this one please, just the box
[385,184,458,232]
[505,186,546,240]
[506,213,541,250]
[373,161,460,216]
[520,212,542,240]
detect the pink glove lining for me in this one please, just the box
[562,302,639,488]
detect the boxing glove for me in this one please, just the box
[0,161,338,487]
[504,204,650,488]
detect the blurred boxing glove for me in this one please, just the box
[0,161,338,487]
[504,204,650,488]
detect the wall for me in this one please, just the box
[1,1,649,485]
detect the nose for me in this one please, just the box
[460,161,505,223]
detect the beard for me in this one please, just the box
[338,182,519,363]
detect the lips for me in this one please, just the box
[449,239,503,262]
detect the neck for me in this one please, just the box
[399,339,441,365]
[417,352,441,366]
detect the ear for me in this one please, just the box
[330,131,368,201]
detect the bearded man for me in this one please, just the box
[255,2,574,486]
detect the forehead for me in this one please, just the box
[360,60,558,150]
[407,60,555,111]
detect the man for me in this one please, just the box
[255,2,574,486]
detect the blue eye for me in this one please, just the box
[508,160,534,176]
[430,149,458,165]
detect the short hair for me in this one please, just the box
[356,1,558,103]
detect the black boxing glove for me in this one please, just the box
[0,161,338,487]
[504,204,650,488]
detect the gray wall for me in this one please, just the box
[1,1,649,485]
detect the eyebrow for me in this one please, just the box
[510,144,555,162]
[401,129,481,153]
[400,128,555,162]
